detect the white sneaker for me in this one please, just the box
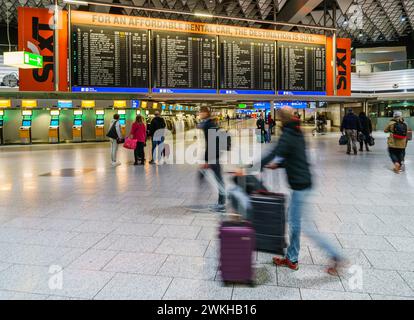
[111,162,121,167]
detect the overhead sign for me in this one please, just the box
[57,100,73,108]
[336,38,352,96]
[21,99,37,108]
[71,11,326,45]
[18,7,68,91]
[113,100,127,108]
[81,100,95,108]
[0,100,11,108]
[4,51,43,69]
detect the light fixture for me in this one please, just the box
[195,12,214,18]
[359,32,363,37]
[63,0,89,5]
[343,19,348,26]
[401,16,407,22]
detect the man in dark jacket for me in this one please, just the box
[258,107,343,274]
[149,111,166,164]
[256,115,265,143]
[358,112,373,152]
[198,106,225,212]
[340,109,361,155]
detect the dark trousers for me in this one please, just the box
[199,164,225,205]
[360,140,369,151]
[134,142,145,163]
[388,147,405,165]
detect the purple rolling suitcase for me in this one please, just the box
[219,220,255,286]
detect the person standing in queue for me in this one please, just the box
[253,106,344,274]
[341,109,361,155]
[358,112,373,152]
[198,106,225,213]
[148,111,166,164]
[384,111,408,173]
[130,115,147,165]
[226,114,230,128]
[108,114,123,167]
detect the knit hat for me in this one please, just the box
[394,111,402,118]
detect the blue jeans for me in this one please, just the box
[286,189,342,263]
[151,138,164,161]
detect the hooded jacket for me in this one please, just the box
[259,119,312,190]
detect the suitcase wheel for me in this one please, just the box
[248,280,256,288]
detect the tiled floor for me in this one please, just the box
[1,125,414,300]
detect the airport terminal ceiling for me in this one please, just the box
[0,0,414,45]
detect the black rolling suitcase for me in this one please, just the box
[231,174,287,254]
[250,192,286,255]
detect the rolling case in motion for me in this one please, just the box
[250,192,286,255]
[219,220,255,286]
[232,174,287,255]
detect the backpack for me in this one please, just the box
[106,121,119,140]
[393,121,408,139]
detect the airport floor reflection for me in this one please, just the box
[1,131,414,300]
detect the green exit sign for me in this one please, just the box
[238,104,247,109]
[24,52,43,68]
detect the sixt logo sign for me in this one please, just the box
[336,39,351,96]
[337,47,348,91]
[18,7,68,91]
[28,16,54,83]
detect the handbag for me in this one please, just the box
[123,138,138,150]
[339,134,348,146]
[367,135,375,146]
[358,132,365,143]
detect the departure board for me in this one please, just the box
[277,42,326,92]
[220,37,275,91]
[72,25,148,88]
[153,32,217,90]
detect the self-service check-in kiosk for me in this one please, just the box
[72,109,83,142]
[0,110,4,145]
[48,110,60,143]
[19,110,33,144]
[118,109,126,137]
[95,109,105,141]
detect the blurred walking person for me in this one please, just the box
[341,109,361,155]
[258,107,344,274]
[148,111,166,164]
[384,111,408,173]
[198,106,225,213]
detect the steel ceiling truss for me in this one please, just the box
[0,0,412,43]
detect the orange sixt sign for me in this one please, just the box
[18,7,68,91]
[336,38,351,96]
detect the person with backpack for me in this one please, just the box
[148,111,166,164]
[340,109,361,155]
[250,106,344,274]
[107,114,123,167]
[384,111,408,173]
[129,115,147,165]
[358,112,373,152]
[198,106,226,213]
